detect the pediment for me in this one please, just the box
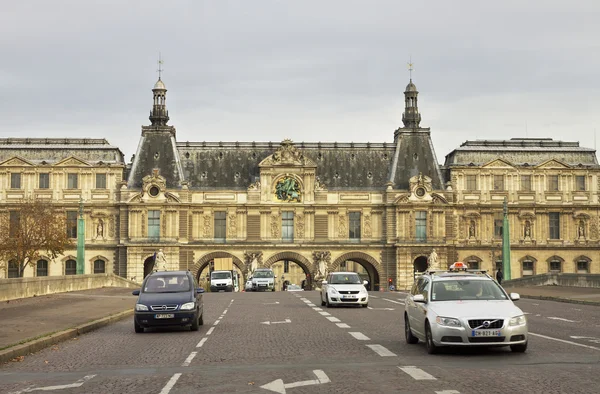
[481,158,515,169]
[54,156,92,167]
[0,156,35,167]
[259,139,317,168]
[535,159,570,169]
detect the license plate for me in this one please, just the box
[155,314,174,319]
[471,329,500,337]
[343,295,357,299]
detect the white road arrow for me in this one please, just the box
[367,307,395,311]
[261,319,291,325]
[9,375,96,394]
[261,370,330,393]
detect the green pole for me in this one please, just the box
[502,197,511,280]
[76,198,85,274]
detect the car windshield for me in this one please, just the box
[329,274,361,285]
[431,280,508,301]
[211,272,231,279]
[253,270,274,278]
[144,275,191,293]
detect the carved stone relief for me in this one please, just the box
[295,213,305,238]
[108,216,115,238]
[363,214,372,238]
[270,213,280,238]
[338,214,347,238]
[243,251,263,278]
[203,215,212,238]
[312,250,331,280]
[228,214,237,238]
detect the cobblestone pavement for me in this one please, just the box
[1,291,599,394]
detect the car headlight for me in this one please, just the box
[135,304,148,311]
[180,302,195,311]
[509,315,526,326]
[435,316,461,327]
[329,287,339,294]
[359,288,368,294]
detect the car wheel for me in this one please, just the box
[198,313,204,326]
[272,288,276,292]
[190,314,200,331]
[321,293,326,306]
[405,314,419,344]
[134,320,144,333]
[326,294,332,308]
[425,322,438,354]
[510,341,527,353]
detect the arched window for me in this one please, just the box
[575,256,591,274]
[548,257,563,272]
[8,260,19,278]
[37,259,48,277]
[65,259,77,275]
[94,259,106,274]
[522,259,535,276]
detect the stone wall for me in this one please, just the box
[503,273,600,288]
[0,273,139,302]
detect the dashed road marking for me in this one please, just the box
[159,373,182,394]
[366,344,397,357]
[336,323,351,328]
[196,338,208,348]
[326,316,341,323]
[383,298,405,305]
[349,332,370,340]
[307,303,316,307]
[398,366,436,380]
[222,310,228,314]
[206,327,215,335]
[436,391,461,394]
[530,332,600,351]
[319,311,331,316]
[182,351,197,367]
[213,319,220,326]
[547,317,579,323]
[313,307,323,311]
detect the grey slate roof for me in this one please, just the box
[0,138,125,164]
[444,139,599,167]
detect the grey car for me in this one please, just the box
[404,270,528,354]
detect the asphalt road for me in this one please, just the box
[1,291,599,394]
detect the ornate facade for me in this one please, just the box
[1,76,598,289]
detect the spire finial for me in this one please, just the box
[407,57,414,81]
[157,53,164,80]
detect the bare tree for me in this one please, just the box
[0,199,74,277]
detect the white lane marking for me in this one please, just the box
[532,303,539,306]
[436,391,461,394]
[300,298,308,302]
[182,351,197,367]
[575,308,582,311]
[313,307,323,311]
[8,375,96,393]
[319,311,331,316]
[206,327,215,335]
[570,336,600,344]
[307,303,316,307]
[547,317,579,323]
[366,344,397,357]
[213,319,220,326]
[223,309,228,314]
[523,312,531,315]
[336,323,351,328]
[368,306,395,311]
[326,316,341,322]
[196,338,208,348]
[530,332,600,351]
[398,366,436,380]
[349,332,370,340]
[371,296,379,298]
[383,298,405,305]
[159,373,182,394]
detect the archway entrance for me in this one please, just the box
[338,259,380,291]
[143,256,155,278]
[271,260,311,291]
[192,252,246,292]
[197,262,243,292]
[413,256,428,280]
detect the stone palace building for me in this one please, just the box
[1,76,598,290]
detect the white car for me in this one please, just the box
[320,272,369,308]
[244,280,253,292]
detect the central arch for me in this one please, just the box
[331,252,382,291]
[192,251,246,286]
[413,255,428,280]
[263,252,314,291]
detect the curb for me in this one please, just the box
[517,294,600,306]
[0,309,133,364]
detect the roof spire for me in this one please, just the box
[407,57,414,81]
[150,55,169,126]
[157,52,164,80]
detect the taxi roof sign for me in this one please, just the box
[449,262,469,271]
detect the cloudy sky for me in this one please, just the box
[1,0,599,162]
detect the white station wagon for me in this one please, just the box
[320,272,369,308]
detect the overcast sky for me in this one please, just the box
[1,0,599,162]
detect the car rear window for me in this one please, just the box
[144,275,191,293]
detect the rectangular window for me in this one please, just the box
[65,260,77,275]
[520,175,532,191]
[495,260,503,271]
[95,173,107,189]
[466,175,477,191]
[549,260,562,272]
[284,260,289,273]
[494,212,503,238]
[522,260,534,276]
[340,261,347,270]
[548,175,559,191]
[67,173,78,189]
[549,212,560,239]
[148,210,161,241]
[37,260,48,277]
[10,173,22,189]
[214,211,226,242]
[66,211,78,238]
[282,211,294,242]
[575,175,586,191]
[577,260,589,273]
[8,261,19,278]
[468,260,481,270]
[415,211,427,242]
[39,173,50,189]
[493,175,504,191]
[9,211,20,238]
[349,212,361,241]
[93,259,106,274]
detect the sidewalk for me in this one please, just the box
[0,287,136,363]
[503,285,600,305]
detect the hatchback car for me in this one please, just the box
[320,272,369,307]
[133,271,204,333]
[404,265,528,354]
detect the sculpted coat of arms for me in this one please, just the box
[275,176,301,202]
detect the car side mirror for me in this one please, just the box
[363,280,368,286]
[510,292,520,301]
[132,289,140,296]
[321,280,328,285]
[196,288,205,294]
[413,294,426,303]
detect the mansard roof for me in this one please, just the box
[444,138,598,168]
[0,138,125,165]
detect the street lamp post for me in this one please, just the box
[76,197,85,275]
[502,197,512,280]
